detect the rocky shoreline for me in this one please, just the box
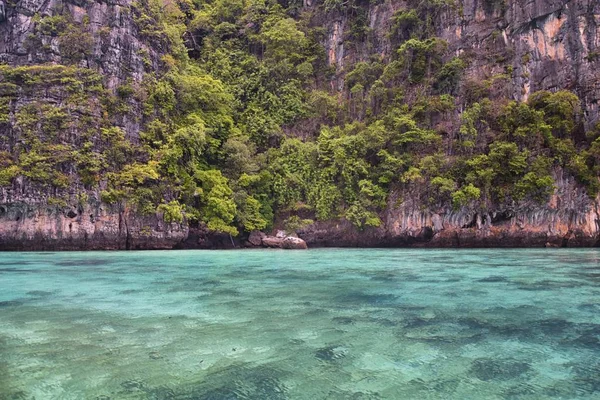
[0,171,598,251]
[0,212,597,251]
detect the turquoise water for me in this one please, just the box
[1,249,599,399]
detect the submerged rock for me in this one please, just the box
[183,363,289,400]
[469,359,531,381]
[315,345,348,361]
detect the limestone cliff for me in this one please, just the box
[0,201,187,250]
[298,168,600,247]
[299,0,600,247]
[322,0,600,129]
[297,0,600,247]
[0,0,186,250]
[0,0,599,249]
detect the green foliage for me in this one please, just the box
[346,61,384,91]
[237,195,268,231]
[528,90,581,138]
[26,11,94,64]
[488,141,528,177]
[0,165,19,186]
[76,192,89,206]
[0,97,11,123]
[397,38,447,83]
[111,162,160,187]
[452,184,481,209]
[268,137,316,211]
[168,66,233,116]
[284,215,313,232]
[434,57,466,94]
[345,202,381,229]
[498,101,552,149]
[3,0,597,239]
[260,18,307,61]
[458,101,488,152]
[47,197,68,207]
[59,20,94,63]
[38,14,69,36]
[131,0,188,59]
[308,90,342,122]
[430,174,453,190]
[345,179,385,229]
[195,169,238,235]
[390,1,453,44]
[158,200,185,223]
[514,172,554,202]
[390,9,420,42]
[117,83,136,99]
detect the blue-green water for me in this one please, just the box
[1,249,599,399]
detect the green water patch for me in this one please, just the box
[0,249,599,398]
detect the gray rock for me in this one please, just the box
[282,236,308,249]
[275,230,287,238]
[248,231,265,247]
[262,236,284,248]
[432,214,444,232]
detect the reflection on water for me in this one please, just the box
[1,249,599,399]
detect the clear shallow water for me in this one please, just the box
[1,249,599,399]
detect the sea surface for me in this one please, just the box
[1,249,600,399]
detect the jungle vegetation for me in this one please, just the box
[0,0,598,235]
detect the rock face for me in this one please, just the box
[261,236,285,248]
[248,231,266,247]
[0,201,188,250]
[0,0,598,249]
[0,0,174,250]
[322,0,600,130]
[298,168,600,247]
[282,236,309,250]
[277,0,600,248]
[0,0,161,88]
[0,0,166,140]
